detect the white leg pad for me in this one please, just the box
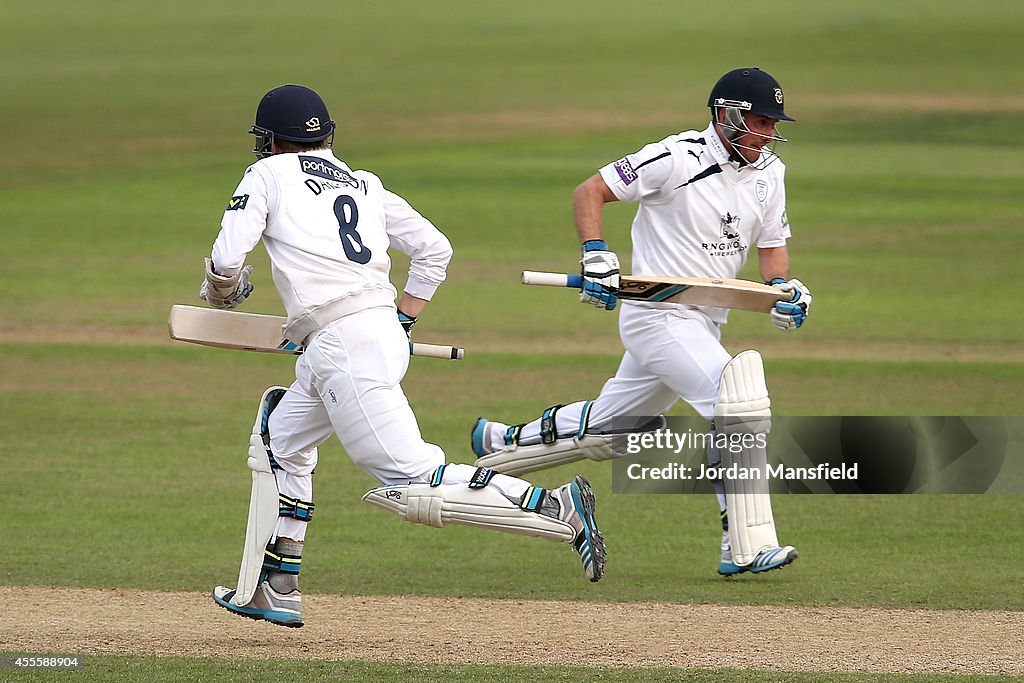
[717,350,772,424]
[232,433,280,606]
[362,483,575,543]
[231,436,280,606]
[474,434,624,477]
[715,351,778,566]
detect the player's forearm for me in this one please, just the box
[397,292,429,318]
[573,174,616,243]
[758,246,790,282]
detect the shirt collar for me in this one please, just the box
[701,121,765,171]
[702,122,732,165]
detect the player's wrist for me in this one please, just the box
[397,310,417,338]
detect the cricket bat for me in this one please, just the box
[168,305,464,360]
[521,271,786,313]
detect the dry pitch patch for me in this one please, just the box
[2,587,1021,675]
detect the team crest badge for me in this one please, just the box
[774,88,784,104]
[756,180,768,203]
[305,117,322,132]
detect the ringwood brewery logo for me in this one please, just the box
[720,212,741,239]
[701,212,747,257]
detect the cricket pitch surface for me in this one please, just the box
[2,586,1022,675]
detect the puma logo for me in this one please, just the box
[687,150,704,162]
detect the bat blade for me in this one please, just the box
[618,275,784,313]
[168,305,463,360]
[521,271,785,313]
[169,305,300,354]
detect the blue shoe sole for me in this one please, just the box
[719,548,797,576]
[718,562,745,576]
[212,590,303,628]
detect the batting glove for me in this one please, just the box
[768,278,812,330]
[580,240,620,311]
[398,311,417,339]
[199,257,253,310]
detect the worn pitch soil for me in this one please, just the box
[1,586,1022,675]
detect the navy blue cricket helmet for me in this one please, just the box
[249,85,336,159]
[708,67,795,122]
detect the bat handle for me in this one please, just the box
[410,342,464,360]
[521,271,584,289]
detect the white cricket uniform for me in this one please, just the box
[489,123,791,448]
[211,149,528,541]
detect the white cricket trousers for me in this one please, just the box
[267,305,528,541]
[511,303,732,445]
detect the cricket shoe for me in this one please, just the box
[471,417,502,457]
[718,545,798,576]
[552,475,606,582]
[212,579,304,628]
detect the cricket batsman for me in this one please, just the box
[472,67,812,576]
[203,84,606,627]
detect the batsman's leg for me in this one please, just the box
[614,310,796,577]
[213,386,323,627]
[472,352,674,476]
[302,309,607,581]
[714,351,796,576]
[363,463,606,581]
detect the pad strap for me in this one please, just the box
[539,404,564,444]
[519,486,548,512]
[278,494,314,522]
[504,424,524,447]
[577,400,595,439]
[263,546,302,575]
[468,466,497,489]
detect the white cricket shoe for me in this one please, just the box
[471,417,503,457]
[719,544,798,576]
[212,579,303,628]
[552,475,606,582]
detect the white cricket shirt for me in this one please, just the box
[599,122,791,323]
[211,149,452,341]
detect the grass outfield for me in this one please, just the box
[3,656,1023,683]
[1,0,1023,680]
[3,343,1022,610]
